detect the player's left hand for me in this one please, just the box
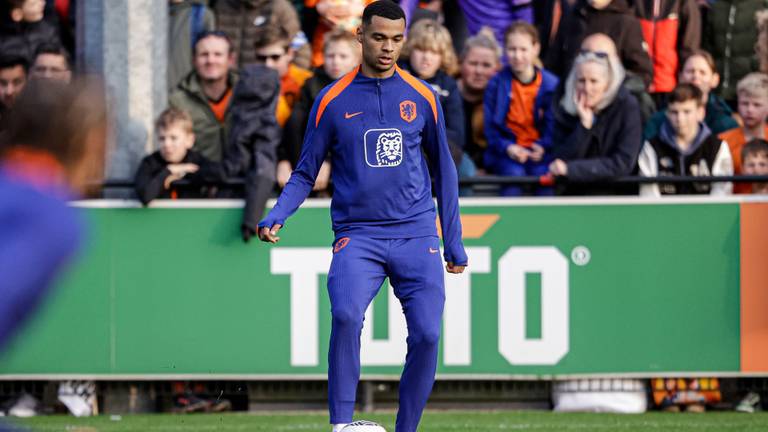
[258,224,282,243]
[446,262,466,274]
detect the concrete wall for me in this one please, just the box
[77,0,168,182]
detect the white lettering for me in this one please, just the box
[498,247,569,365]
[271,248,331,367]
[443,247,491,366]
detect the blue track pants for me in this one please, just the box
[327,235,445,432]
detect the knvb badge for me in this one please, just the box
[400,100,417,123]
[364,128,403,167]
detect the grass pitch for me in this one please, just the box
[10,410,768,431]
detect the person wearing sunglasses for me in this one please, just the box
[253,24,312,128]
[580,33,657,125]
[213,0,303,69]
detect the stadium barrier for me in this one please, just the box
[0,196,766,380]
[97,175,768,190]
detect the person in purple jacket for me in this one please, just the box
[258,2,467,431]
[457,0,533,49]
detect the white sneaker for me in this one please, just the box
[736,392,761,413]
[332,424,349,432]
[9,393,38,417]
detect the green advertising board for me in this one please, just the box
[0,198,752,379]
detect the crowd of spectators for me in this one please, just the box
[154,0,768,205]
[2,0,768,212]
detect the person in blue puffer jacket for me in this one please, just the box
[484,21,559,195]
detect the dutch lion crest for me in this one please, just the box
[375,131,402,166]
[364,128,403,167]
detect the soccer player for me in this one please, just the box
[258,2,467,432]
[0,79,106,353]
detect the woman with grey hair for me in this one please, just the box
[548,50,643,195]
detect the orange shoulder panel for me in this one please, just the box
[396,65,438,123]
[315,66,359,127]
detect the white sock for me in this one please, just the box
[332,424,348,432]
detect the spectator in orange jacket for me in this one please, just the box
[634,0,701,102]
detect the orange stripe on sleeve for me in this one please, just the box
[396,65,438,123]
[315,66,359,127]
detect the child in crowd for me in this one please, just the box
[134,108,215,205]
[644,50,739,140]
[484,20,558,196]
[402,19,466,174]
[278,28,361,191]
[719,73,768,193]
[639,83,733,196]
[741,139,768,194]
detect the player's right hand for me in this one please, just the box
[258,224,282,244]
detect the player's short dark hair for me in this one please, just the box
[668,83,704,107]
[742,138,768,161]
[0,79,107,177]
[362,0,405,26]
[252,24,291,51]
[33,43,71,69]
[0,53,29,74]
[193,30,234,54]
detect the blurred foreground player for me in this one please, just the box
[258,2,467,431]
[0,79,106,355]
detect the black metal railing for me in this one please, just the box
[98,175,768,190]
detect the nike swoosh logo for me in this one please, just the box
[429,248,439,254]
[345,111,363,119]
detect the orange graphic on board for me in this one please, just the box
[436,214,501,239]
[740,202,768,372]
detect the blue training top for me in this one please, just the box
[260,65,467,266]
[0,168,82,353]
